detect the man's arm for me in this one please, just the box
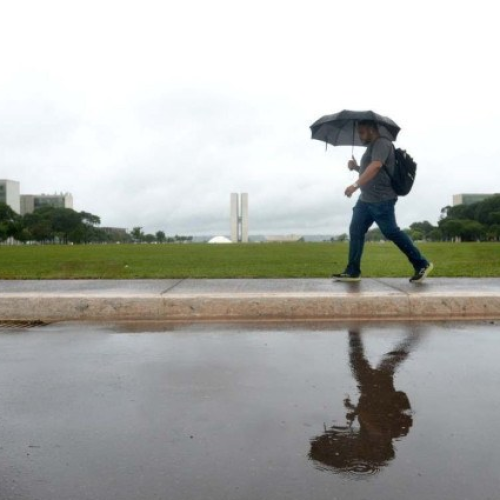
[345,160,383,197]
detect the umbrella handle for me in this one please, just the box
[352,124,356,157]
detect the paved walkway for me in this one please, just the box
[1,278,500,322]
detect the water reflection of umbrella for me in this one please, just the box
[308,330,418,478]
[310,109,401,149]
[309,424,396,476]
[309,391,413,477]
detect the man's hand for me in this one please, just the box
[345,160,382,197]
[345,184,359,198]
[347,155,358,171]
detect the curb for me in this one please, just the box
[2,291,500,322]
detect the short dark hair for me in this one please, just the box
[358,120,378,130]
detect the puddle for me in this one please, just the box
[0,319,49,330]
[0,321,499,500]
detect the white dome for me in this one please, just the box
[208,236,232,244]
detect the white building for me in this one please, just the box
[0,179,21,214]
[452,193,497,206]
[20,193,74,215]
[240,193,248,243]
[230,193,239,242]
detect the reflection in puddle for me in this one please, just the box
[309,329,420,477]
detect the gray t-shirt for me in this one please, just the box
[359,137,397,203]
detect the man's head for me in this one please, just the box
[357,120,380,145]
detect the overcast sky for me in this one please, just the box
[1,0,499,236]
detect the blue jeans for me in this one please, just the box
[346,199,429,276]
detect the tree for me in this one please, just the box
[130,227,144,242]
[489,212,500,225]
[460,220,486,241]
[173,235,193,243]
[0,203,18,223]
[440,205,452,219]
[409,221,436,238]
[445,203,477,221]
[51,208,83,243]
[439,219,485,242]
[80,211,101,227]
[22,212,53,242]
[439,219,466,240]
[365,228,385,242]
[20,207,103,244]
[156,231,166,243]
[486,224,500,241]
[0,203,20,241]
[409,230,424,241]
[473,195,500,225]
[427,229,443,242]
[78,211,101,243]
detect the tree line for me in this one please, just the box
[438,194,500,241]
[408,195,500,242]
[129,227,193,244]
[0,203,193,244]
[333,194,500,242]
[0,204,104,244]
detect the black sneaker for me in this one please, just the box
[409,262,434,283]
[332,272,361,282]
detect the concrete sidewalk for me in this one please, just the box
[1,278,500,322]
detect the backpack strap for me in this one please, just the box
[375,139,395,179]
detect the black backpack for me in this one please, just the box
[385,147,417,196]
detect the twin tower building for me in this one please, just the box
[230,193,248,243]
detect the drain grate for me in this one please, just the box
[0,320,49,329]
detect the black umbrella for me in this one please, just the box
[310,110,401,151]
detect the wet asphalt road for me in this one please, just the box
[1,321,499,500]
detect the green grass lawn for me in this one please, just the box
[0,242,499,279]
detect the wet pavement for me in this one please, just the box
[1,320,500,500]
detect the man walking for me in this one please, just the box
[332,120,433,283]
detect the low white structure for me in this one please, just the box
[208,236,232,244]
[265,234,303,242]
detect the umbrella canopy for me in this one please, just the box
[310,110,401,147]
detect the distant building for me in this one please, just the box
[452,193,498,206]
[265,234,303,242]
[21,193,73,215]
[230,193,249,243]
[0,179,21,214]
